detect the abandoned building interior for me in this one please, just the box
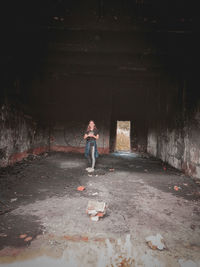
[0,0,199,266]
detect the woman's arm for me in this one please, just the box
[84,133,88,139]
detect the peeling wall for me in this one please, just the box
[147,79,200,179]
[0,104,49,167]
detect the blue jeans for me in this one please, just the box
[85,140,99,159]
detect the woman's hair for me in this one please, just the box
[87,120,97,132]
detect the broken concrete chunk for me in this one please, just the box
[90,216,99,222]
[174,186,181,191]
[77,186,85,191]
[86,200,106,221]
[87,200,106,213]
[87,210,98,216]
[10,198,17,202]
[19,234,27,239]
[145,233,165,250]
[24,236,32,242]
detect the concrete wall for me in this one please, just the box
[0,104,49,167]
[147,78,200,179]
[50,118,111,154]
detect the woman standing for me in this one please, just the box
[84,120,99,172]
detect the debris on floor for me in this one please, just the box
[10,198,17,202]
[90,216,99,222]
[77,186,85,191]
[86,200,106,222]
[145,233,165,250]
[109,168,115,172]
[19,234,27,239]
[0,233,7,237]
[24,236,32,242]
[174,186,181,191]
[92,192,98,196]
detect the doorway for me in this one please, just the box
[115,121,131,151]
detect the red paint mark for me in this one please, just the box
[9,151,28,165]
[8,146,49,166]
[0,247,25,257]
[31,146,48,155]
[63,235,89,242]
[7,145,109,167]
[50,145,109,154]
[50,145,84,153]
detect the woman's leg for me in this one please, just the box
[91,145,96,169]
[88,153,92,166]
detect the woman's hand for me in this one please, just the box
[84,134,88,139]
[92,134,99,139]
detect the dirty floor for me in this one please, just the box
[0,152,200,267]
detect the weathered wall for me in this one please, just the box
[147,78,200,179]
[131,120,147,152]
[50,118,110,154]
[148,111,200,179]
[0,104,49,167]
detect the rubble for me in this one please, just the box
[19,234,27,239]
[77,186,85,191]
[24,236,32,242]
[174,186,181,191]
[145,233,165,250]
[10,198,17,202]
[86,200,106,222]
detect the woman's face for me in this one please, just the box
[89,121,94,128]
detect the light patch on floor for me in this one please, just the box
[60,160,85,169]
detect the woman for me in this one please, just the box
[84,120,99,172]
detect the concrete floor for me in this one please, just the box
[0,152,200,266]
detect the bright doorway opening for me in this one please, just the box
[115,121,131,151]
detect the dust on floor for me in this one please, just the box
[0,152,200,266]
